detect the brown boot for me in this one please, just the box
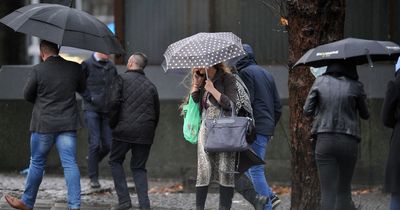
[4,194,32,210]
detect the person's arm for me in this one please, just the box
[303,79,320,117]
[381,80,397,128]
[107,75,123,128]
[153,88,160,127]
[356,82,370,120]
[270,78,282,125]
[23,69,38,103]
[191,69,205,103]
[206,74,237,111]
[78,61,91,102]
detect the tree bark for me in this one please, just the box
[287,1,345,209]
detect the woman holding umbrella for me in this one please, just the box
[303,61,370,210]
[188,62,238,210]
[382,57,400,210]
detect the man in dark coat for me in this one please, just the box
[235,44,282,210]
[382,56,400,210]
[5,40,85,210]
[108,52,160,210]
[80,52,117,188]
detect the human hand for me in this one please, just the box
[204,79,215,92]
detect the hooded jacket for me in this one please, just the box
[236,44,282,136]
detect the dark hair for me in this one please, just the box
[324,62,359,80]
[133,52,148,69]
[39,40,59,55]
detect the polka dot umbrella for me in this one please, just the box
[163,32,246,73]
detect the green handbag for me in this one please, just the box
[182,95,201,144]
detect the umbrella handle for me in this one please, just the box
[365,49,374,68]
[205,68,209,80]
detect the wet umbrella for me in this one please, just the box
[0,3,124,54]
[162,32,246,73]
[293,37,400,68]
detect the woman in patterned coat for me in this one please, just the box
[190,62,238,210]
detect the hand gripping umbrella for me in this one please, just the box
[0,3,124,54]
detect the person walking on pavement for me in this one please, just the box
[235,44,282,210]
[188,63,238,210]
[108,52,159,210]
[303,62,369,210]
[4,40,85,210]
[382,56,400,210]
[80,52,117,188]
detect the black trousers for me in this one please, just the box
[109,140,151,209]
[316,133,358,210]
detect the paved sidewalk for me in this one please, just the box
[0,174,390,209]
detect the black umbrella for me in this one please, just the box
[237,149,265,173]
[293,37,400,68]
[0,3,124,54]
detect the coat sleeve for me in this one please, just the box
[153,87,160,127]
[381,80,398,128]
[271,78,282,125]
[23,69,38,103]
[219,73,238,111]
[303,79,320,117]
[356,82,370,120]
[107,75,123,129]
[78,61,91,102]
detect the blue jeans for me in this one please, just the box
[246,134,273,210]
[84,111,112,180]
[390,193,400,210]
[22,131,81,209]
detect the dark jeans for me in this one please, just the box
[109,140,151,209]
[84,111,112,180]
[234,173,259,208]
[316,133,358,210]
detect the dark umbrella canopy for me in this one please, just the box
[293,38,400,68]
[0,3,124,54]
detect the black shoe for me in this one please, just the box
[254,194,268,210]
[90,179,101,188]
[270,194,281,209]
[110,202,132,210]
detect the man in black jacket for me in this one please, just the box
[108,52,160,210]
[5,40,85,210]
[80,52,117,188]
[236,44,282,210]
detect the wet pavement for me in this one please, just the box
[0,174,390,209]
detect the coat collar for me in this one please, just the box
[126,69,145,75]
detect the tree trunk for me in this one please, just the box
[287,1,345,209]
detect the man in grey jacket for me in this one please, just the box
[5,40,85,210]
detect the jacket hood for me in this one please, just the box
[235,44,257,71]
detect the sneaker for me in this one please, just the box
[90,179,101,188]
[270,194,281,209]
[254,194,269,210]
